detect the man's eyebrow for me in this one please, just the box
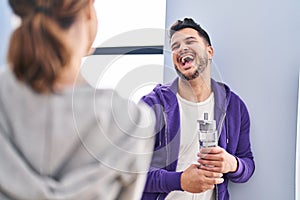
[184,36,197,41]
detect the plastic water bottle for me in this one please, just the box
[198,113,217,149]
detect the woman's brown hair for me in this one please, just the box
[8,0,89,93]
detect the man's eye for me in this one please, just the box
[171,45,179,51]
[186,40,196,45]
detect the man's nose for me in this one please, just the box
[179,44,189,53]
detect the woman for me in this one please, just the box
[0,0,154,199]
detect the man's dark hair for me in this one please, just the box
[169,18,212,46]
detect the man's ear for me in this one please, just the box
[207,46,214,59]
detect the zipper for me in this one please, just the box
[215,184,218,200]
[215,112,225,200]
[218,112,227,144]
[155,112,168,200]
[156,193,162,200]
[163,111,169,168]
[226,116,229,145]
[218,112,226,136]
[154,112,168,200]
[215,112,226,200]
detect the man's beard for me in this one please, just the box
[175,57,208,81]
[176,67,199,80]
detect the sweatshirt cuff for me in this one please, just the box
[227,156,243,178]
[165,171,183,192]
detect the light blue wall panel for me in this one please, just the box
[165,0,300,199]
[0,1,11,68]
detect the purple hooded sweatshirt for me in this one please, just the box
[141,78,255,200]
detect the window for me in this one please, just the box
[81,0,166,103]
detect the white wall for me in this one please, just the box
[165,0,300,199]
[82,0,166,103]
[93,0,166,47]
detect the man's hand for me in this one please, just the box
[180,164,224,193]
[197,146,238,173]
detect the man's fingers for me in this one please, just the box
[200,146,222,154]
[203,170,223,178]
[214,177,224,184]
[199,148,215,154]
[205,176,224,185]
[200,165,221,173]
[198,159,221,166]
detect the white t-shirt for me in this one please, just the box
[165,93,215,200]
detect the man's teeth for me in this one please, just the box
[181,55,194,64]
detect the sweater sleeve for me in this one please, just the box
[226,99,255,183]
[143,167,183,193]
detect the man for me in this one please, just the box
[141,18,255,200]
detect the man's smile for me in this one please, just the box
[178,53,195,69]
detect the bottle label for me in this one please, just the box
[199,130,217,149]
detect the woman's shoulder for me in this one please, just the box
[0,67,23,97]
[0,67,14,85]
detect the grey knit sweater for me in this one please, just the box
[0,69,155,200]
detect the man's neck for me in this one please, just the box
[178,76,212,103]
